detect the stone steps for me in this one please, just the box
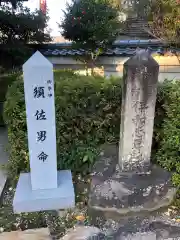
[122,17,150,38]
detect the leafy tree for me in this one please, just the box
[111,0,121,8]
[148,0,180,44]
[121,0,151,17]
[0,0,22,8]
[0,2,51,70]
[0,2,51,44]
[60,0,120,75]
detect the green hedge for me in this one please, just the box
[0,72,21,101]
[3,71,121,180]
[0,72,20,126]
[3,70,180,186]
[155,80,180,186]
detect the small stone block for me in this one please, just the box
[0,170,7,201]
[121,232,156,240]
[13,170,75,213]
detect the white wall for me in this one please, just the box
[47,55,180,82]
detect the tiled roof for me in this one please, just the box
[43,39,163,48]
[42,47,174,57]
[113,39,163,46]
[39,39,179,57]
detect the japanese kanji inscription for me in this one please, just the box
[22,51,57,190]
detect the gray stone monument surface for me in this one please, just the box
[88,50,178,239]
[119,50,159,174]
[89,145,176,215]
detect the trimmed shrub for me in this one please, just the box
[155,80,180,186]
[0,72,20,126]
[0,72,21,102]
[3,71,121,180]
[151,81,171,161]
[4,70,180,188]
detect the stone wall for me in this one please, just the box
[47,55,180,81]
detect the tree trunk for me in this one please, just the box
[90,53,96,76]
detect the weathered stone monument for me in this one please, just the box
[89,50,179,239]
[119,49,158,174]
[13,51,75,213]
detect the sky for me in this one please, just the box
[23,0,72,36]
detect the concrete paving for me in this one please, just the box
[0,228,50,240]
[0,127,8,199]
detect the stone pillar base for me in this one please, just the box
[89,144,177,216]
[88,144,179,239]
[13,170,75,213]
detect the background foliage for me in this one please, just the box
[60,0,120,74]
[155,80,180,186]
[0,2,51,70]
[3,71,121,180]
[0,0,23,8]
[3,71,180,187]
[0,71,20,126]
[148,0,180,43]
[0,2,51,44]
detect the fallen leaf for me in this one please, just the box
[75,215,85,221]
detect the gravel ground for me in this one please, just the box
[1,174,180,239]
[0,174,90,238]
